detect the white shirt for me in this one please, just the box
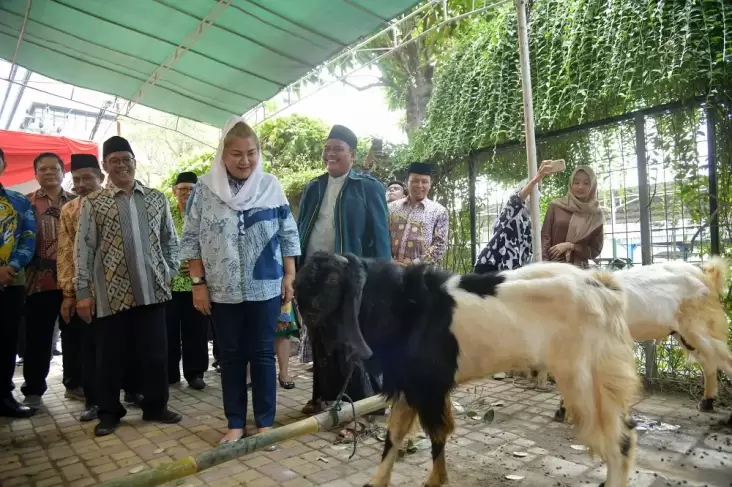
[306,173,348,256]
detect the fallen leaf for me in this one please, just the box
[129,466,144,474]
[505,474,525,480]
[570,445,588,451]
[466,411,480,420]
[154,448,164,454]
[512,452,528,457]
[483,409,495,423]
[316,456,329,463]
[451,400,465,414]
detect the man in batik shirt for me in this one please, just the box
[166,171,208,390]
[22,153,76,408]
[388,162,449,266]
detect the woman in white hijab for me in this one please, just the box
[180,117,301,444]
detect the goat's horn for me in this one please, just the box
[335,254,348,264]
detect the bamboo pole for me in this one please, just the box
[98,395,388,487]
[514,0,543,263]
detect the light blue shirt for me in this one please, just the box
[179,182,301,303]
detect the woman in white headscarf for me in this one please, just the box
[179,117,301,444]
[541,165,605,267]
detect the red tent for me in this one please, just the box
[0,130,100,187]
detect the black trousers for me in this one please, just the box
[165,292,209,383]
[59,316,99,407]
[96,303,169,421]
[1,286,25,399]
[22,290,64,397]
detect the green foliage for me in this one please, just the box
[414,0,732,163]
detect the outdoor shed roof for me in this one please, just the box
[0,0,421,127]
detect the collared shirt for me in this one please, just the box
[170,204,192,292]
[0,184,36,287]
[75,180,179,317]
[25,188,76,295]
[180,181,301,304]
[388,197,449,264]
[57,197,82,298]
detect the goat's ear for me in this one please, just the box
[338,253,372,361]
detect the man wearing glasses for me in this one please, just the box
[75,136,181,436]
[166,172,208,390]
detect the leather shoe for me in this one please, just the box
[188,377,206,390]
[0,397,36,418]
[80,405,99,422]
[95,418,119,437]
[142,409,182,424]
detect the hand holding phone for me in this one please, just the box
[549,159,566,173]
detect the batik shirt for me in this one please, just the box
[388,197,449,264]
[25,189,76,295]
[474,190,532,273]
[75,181,179,318]
[0,185,36,287]
[180,180,301,304]
[57,197,82,299]
[170,205,192,293]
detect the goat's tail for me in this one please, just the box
[702,256,729,296]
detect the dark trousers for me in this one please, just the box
[22,290,64,397]
[96,303,169,422]
[166,292,209,383]
[61,317,83,390]
[61,316,99,407]
[1,286,25,399]
[212,297,279,429]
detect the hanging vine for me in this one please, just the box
[412,0,731,169]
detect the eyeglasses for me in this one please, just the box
[107,156,135,166]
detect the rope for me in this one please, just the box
[329,361,358,460]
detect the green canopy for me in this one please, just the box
[0,0,421,127]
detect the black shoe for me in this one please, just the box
[80,405,99,422]
[123,392,143,407]
[95,417,119,436]
[188,377,206,390]
[0,397,36,418]
[52,349,62,356]
[142,410,182,424]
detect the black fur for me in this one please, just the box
[620,433,631,457]
[295,252,464,455]
[431,440,445,461]
[457,273,505,297]
[670,331,696,351]
[381,434,393,461]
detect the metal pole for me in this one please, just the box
[98,395,388,487]
[635,114,652,266]
[468,154,478,266]
[706,106,720,256]
[514,0,542,262]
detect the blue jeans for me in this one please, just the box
[212,297,279,429]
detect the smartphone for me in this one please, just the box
[550,159,566,173]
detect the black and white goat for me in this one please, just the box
[295,252,640,487]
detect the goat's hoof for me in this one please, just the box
[553,407,566,423]
[698,398,715,412]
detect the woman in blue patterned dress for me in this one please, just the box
[180,117,301,444]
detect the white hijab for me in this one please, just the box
[199,116,288,212]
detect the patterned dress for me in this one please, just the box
[474,190,532,273]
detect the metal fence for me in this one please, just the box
[457,98,730,402]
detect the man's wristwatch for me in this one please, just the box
[191,276,206,286]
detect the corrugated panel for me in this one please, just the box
[0,0,421,126]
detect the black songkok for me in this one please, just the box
[407,162,432,176]
[103,136,134,159]
[174,171,198,186]
[70,154,100,171]
[327,124,357,150]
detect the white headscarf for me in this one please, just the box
[199,116,288,212]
